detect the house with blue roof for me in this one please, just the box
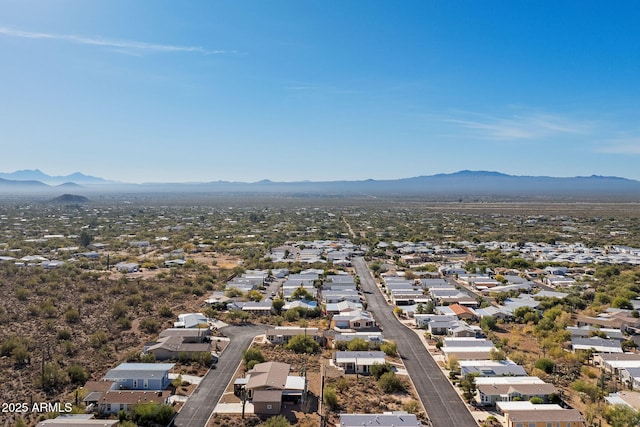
[103,363,174,391]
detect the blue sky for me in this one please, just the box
[1,1,639,183]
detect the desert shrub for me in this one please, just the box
[12,345,30,366]
[117,316,132,330]
[37,362,69,391]
[535,358,555,374]
[323,386,338,410]
[68,364,89,384]
[1,336,28,357]
[112,302,128,319]
[370,362,393,380]
[378,372,404,393]
[141,353,156,363]
[65,308,80,323]
[132,402,175,426]
[62,341,77,356]
[15,288,31,301]
[346,338,370,351]
[140,318,160,334]
[286,335,319,354]
[403,400,420,414]
[159,305,173,318]
[335,377,350,392]
[243,348,265,366]
[57,329,72,340]
[380,341,397,356]
[90,331,109,349]
[605,404,640,427]
[264,415,291,427]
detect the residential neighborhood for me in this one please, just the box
[4,201,640,427]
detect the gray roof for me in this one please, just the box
[104,363,174,380]
[339,413,421,427]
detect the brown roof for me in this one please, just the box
[84,381,115,392]
[449,303,475,316]
[99,390,170,405]
[252,389,283,403]
[246,361,290,390]
[508,408,585,422]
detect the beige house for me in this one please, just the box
[243,361,305,415]
[506,408,585,427]
[477,382,557,406]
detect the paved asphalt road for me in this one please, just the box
[353,257,478,427]
[173,323,264,427]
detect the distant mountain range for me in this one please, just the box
[0,169,108,185]
[0,169,639,200]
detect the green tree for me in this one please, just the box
[380,341,397,356]
[291,286,313,301]
[459,374,477,402]
[347,338,370,351]
[480,316,497,331]
[272,298,285,314]
[79,231,93,247]
[286,335,319,354]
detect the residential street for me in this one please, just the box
[173,323,264,427]
[353,257,478,427]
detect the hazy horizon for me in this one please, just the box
[1,1,639,183]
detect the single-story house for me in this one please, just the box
[459,360,527,377]
[505,408,585,427]
[144,336,211,361]
[174,313,208,329]
[332,310,377,331]
[36,414,120,426]
[325,300,363,315]
[477,382,557,406]
[241,361,305,415]
[337,413,422,427]
[333,351,386,375]
[265,327,321,345]
[102,363,174,391]
[96,391,170,415]
[571,337,623,354]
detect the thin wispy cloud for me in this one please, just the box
[436,111,590,141]
[596,138,640,155]
[0,26,231,55]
